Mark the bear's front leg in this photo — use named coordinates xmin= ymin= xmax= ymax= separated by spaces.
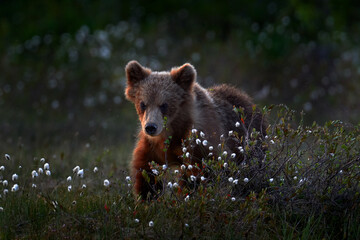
xmin=131 ymin=139 xmax=162 ymax=199
xmin=133 ymin=169 xmax=162 ymax=200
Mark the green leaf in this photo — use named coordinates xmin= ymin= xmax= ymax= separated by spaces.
xmin=142 ymin=170 xmax=150 ymax=183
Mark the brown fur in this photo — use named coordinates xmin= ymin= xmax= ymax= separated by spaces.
xmin=124 ymin=60 xmax=267 ymax=199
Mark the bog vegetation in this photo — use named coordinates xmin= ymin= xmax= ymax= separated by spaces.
xmin=1 ymin=1 xmax=360 ymax=239
xmin=1 ymin=105 xmax=359 ymax=239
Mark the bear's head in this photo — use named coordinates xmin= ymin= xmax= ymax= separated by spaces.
xmin=125 ymin=60 xmax=196 ymax=138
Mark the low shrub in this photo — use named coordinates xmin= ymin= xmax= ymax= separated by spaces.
xmin=0 ymin=105 xmax=359 ymax=239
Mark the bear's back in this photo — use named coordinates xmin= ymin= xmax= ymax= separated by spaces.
xmin=208 ymin=84 xmax=267 ymax=137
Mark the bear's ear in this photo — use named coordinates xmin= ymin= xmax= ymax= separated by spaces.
xmin=170 ymin=63 xmax=196 ymax=91
xmin=125 ymin=60 xmax=151 ymax=85
xmin=125 ymin=61 xmax=151 ymax=101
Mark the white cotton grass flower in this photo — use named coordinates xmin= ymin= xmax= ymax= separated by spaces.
xmin=190 ymin=175 xmax=196 ymax=182
xmin=269 ymin=178 xmax=274 ymax=183
xmin=167 ymin=182 xmax=173 ymax=188
xmin=220 ymin=134 xmax=225 ymax=141
xmin=231 ymin=197 xmax=236 ymax=202
xmin=4 ymin=154 xmax=11 ymax=161
xmin=187 ymin=165 xmax=193 ymax=170
xmin=134 ymin=218 xmax=140 ymax=223
xmin=0 ymin=166 xmax=4 ymax=171
xmin=12 ymin=174 xmax=18 ymax=181
xmin=196 ymin=139 xmax=201 ymax=145
xmin=223 ymin=163 xmax=228 ymax=168
xmin=32 ymin=184 xmax=37 ymax=188
xmin=228 ymin=130 xmax=234 ymax=136
xmin=40 ymin=157 xmax=46 ymax=163
xmin=77 ymin=169 xmax=84 ymax=178
xmin=149 ymin=221 xmax=154 ymax=227
xmin=173 ymin=182 xmax=179 ymax=188
xmin=18 ymin=165 xmax=22 ymax=169
xmin=82 ymin=184 xmax=87 ymax=189
xmin=209 ymin=146 xmax=213 ymax=151
xmin=38 ymin=168 xmax=44 ymax=174
xmin=270 ymin=140 xmax=275 ymax=144
xmin=293 ymin=176 xmax=297 ymax=180
xmin=339 ymin=170 xmax=343 ymax=174
xmin=191 ymin=129 xmax=197 ymax=134
xmin=45 ymin=170 xmax=51 ymax=176
xmin=181 ymin=165 xmax=186 ymax=171
xmin=202 ymin=140 xmax=208 ymax=146
xmin=182 ymin=147 xmax=187 ymax=153
xmin=125 ymin=176 xmax=131 ymax=182
xmin=162 ymin=164 xmax=167 ymax=170
xmin=228 ymin=177 xmax=234 ymax=183
xmin=67 ymin=176 xmax=72 ymax=182
xmin=174 ymin=169 xmax=179 ymax=174
xmin=185 ymin=223 xmax=189 ymax=228
xmin=222 ymin=151 xmax=228 ymax=156
xmin=243 ymin=177 xmax=249 ymax=183
xmin=73 ymin=166 xmax=80 ymax=173
xmin=231 ymin=153 xmax=236 ymax=158
xmin=3 ymin=180 xmax=8 ymax=186
xmin=233 ymin=179 xmax=239 ymax=185
xmin=52 ymin=201 xmax=58 ymax=209
xmin=184 ymin=195 xmax=190 ymax=202
xmin=44 ymin=163 xmax=50 ymax=170
xmin=185 ymin=152 xmax=190 ymax=158
xmin=0 ymin=207 xmax=3 ymax=212
xmin=217 ymin=156 xmax=222 ymax=161
xmin=152 ymin=169 xmax=159 ymax=175
xmin=104 ymin=179 xmax=110 ymax=187
xmin=238 ymin=146 xmax=244 ymax=153
xmin=235 ymin=121 xmax=240 ymax=127
xmin=67 ymin=185 xmax=72 ymax=192
xmin=208 ymin=152 xmax=213 ymax=157
xmin=201 ymin=176 xmax=206 ymax=181
xmin=200 ymin=131 xmax=205 ymax=138
xmin=3 ymin=189 xmax=9 ymax=195
xmin=11 ymin=184 xmax=19 ymax=192
xmin=93 ymin=166 xmax=98 ymax=173
xmin=31 ymin=170 xmax=38 ymax=178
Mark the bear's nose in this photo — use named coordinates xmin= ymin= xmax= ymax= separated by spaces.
xmin=145 ymin=123 xmax=158 ymax=135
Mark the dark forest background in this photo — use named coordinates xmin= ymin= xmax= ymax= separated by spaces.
xmin=1 ymin=0 xmax=360 ymax=150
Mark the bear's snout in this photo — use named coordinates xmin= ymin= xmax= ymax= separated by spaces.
xmin=145 ymin=123 xmax=158 ymax=136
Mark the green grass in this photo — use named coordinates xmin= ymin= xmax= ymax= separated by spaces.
xmin=0 ymin=105 xmax=359 ymax=239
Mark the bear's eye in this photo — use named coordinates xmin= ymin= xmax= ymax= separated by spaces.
xmin=140 ymin=101 xmax=147 ymax=112
xmin=159 ymin=103 xmax=168 ymax=114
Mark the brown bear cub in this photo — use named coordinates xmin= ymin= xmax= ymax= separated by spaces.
xmin=125 ymin=60 xmax=267 ymax=199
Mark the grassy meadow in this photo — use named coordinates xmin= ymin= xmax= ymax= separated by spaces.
xmin=1 ymin=1 xmax=360 ymax=239
xmin=1 ymin=106 xmax=359 ymax=239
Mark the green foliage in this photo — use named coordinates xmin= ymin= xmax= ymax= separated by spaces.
xmin=0 ymin=105 xmax=359 ymax=239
